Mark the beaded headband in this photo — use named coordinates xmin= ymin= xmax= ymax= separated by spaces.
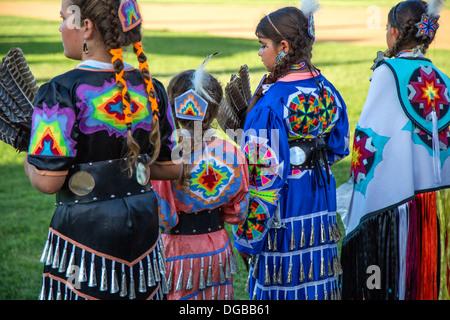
xmin=174 ymin=89 xmax=209 ymax=121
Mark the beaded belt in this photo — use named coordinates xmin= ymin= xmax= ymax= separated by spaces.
xmin=55 ymin=155 xmax=152 ymax=206
xmin=168 ymin=208 xmax=224 ymax=235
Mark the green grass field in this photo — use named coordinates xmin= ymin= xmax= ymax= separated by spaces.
xmin=0 ymin=9 xmax=449 ymax=300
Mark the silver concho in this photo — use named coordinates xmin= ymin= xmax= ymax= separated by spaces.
xmin=290 ymin=146 xmax=307 ymax=166
xmin=136 ymin=162 xmax=149 ymax=186
xmin=68 ymin=171 xmax=95 ymax=196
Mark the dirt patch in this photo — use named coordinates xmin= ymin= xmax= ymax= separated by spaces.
xmin=0 ymin=1 xmax=449 ymax=49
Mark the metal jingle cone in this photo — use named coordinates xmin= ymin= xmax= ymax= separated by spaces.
xmin=47 ymin=280 xmax=54 ymax=300
xmin=38 ymin=278 xmax=46 ymax=300
xmin=319 ymin=256 xmax=326 ymax=278
xmin=40 ymin=234 xmax=50 ymax=263
xmin=328 ymin=221 xmax=335 ymax=243
xmin=211 ymin=285 xmax=215 ymax=300
xmin=45 ymin=240 xmax=54 ymax=266
xmin=206 ymin=257 xmax=213 ymax=287
xmin=52 ymin=239 xmax=60 ymax=269
xmin=158 ymin=251 xmax=166 ymax=275
xmin=273 ymin=229 xmax=278 ymax=252
xmin=129 ymin=268 xmax=136 ymax=300
xmin=299 ymin=261 xmax=305 ymax=283
xmin=225 ymin=285 xmax=229 ymax=301
xmin=264 ymin=263 xmax=271 ymax=286
xmin=78 ymin=250 xmax=87 ymax=283
xmin=328 ymin=258 xmax=334 ymax=277
xmin=153 ymin=253 xmax=161 ymax=282
xmin=245 ymin=272 xmax=250 ymax=293
xmin=147 ymin=256 xmax=156 ymax=287
xmin=287 ymin=262 xmax=293 ymax=284
xmin=88 ymin=254 xmax=97 ymax=288
xmin=161 ymin=271 xmax=169 ymax=295
xmin=56 ymin=284 xmax=62 ymax=300
xmin=272 ymin=262 xmax=277 ymax=285
xmin=175 ymin=261 xmax=184 ymax=291
xmin=186 ymin=259 xmax=193 ymax=290
xmin=267 ymin=231 xmax=273 ymax=251
xmin=300 ymin=226 xmax=306 ymax=248
xmin=110 ymin=265 xmax=119 ymax=294
xmin=290 ymin=228 xmax=296 ymax=251
xmin=167 ymin=262 xmax=173 ymax=291
xmin=58 ymin=243 xmax=68 ymax=273
xmin=309 ymin=224 xmax=315 ymax=247
xmin=320 ymin=221 xmax=327 ymax=244
xmin=308 ymin=259 xmax=314 ymax=281
xmin=119 ymin=269 xmax=127 ymax=297
xmin=65 ymin=248 xmax=76 ymax=278
xmin=100 ymin=261 xmax=108 ymax=292
xmin=324 ymin=288 xmax=328 ymax=300
xmin=277 ymin=259 xmax=283 ymax=284
xmin=139 ymin=263 xmax=147 ymax=293
xmin=252 ymin=255 xmax=260 ymax=278
xmin=219 ymin=258 xmax=225 ymax=284
xmin=199 ymin=258 xmax=206 ymax=290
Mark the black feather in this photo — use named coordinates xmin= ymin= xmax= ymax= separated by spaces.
xmin=0 ymin=47 xmax=38 ymax=152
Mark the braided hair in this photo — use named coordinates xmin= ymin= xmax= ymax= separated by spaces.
xmin=387 ymin=0 xmax=437 ymax=57
xmin=71 ymin=0 xmax=160 ymax=175
xmin=249 ymin=6 xmax=316 ymax=110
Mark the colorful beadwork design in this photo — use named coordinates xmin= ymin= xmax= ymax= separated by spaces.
xmin=351 ymin=127 xmax=389 ymax=195
xmin=415 ymin=13 xmax=439 ymax=39
xmin=244 ymin=136 xmax=281 ymax=191
xmin=29 ymin=102 xmax=77 ymax=157
xmin=285 ymin=91 xmax=320 ymax=136
xmin=233 ymin=197 xmax=270 ymax=242
xmin=174 ymin=89 xmax=208 ymax=121
xmin=118 ymin=0 xmax=143 ymax=32
xmin=189 ymin=156 xmax=235 ymax=203
xmin=76 ymin=79 xmax=152 ymax=138
xmin=318 ymin=88 xmax=339 ymax=132
xmin=308 ymin=15 xmax=316 ymax=40
xmin=407 ymin=65 xmax=450 ymax=120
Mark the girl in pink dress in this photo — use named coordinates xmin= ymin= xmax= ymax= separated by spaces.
xmin=153 ymin=65 xmax=249 ymax=300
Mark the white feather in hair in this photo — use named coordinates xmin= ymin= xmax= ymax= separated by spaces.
xmin=300 ymin=0 xmax=320 ymax=16
xmin=427 ymin=0 xmax=446 ymax=17
xmin=191 ymin=51 xmax=220 ymax=104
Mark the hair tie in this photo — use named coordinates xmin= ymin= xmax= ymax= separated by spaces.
xmin=133 ymin=42 xmax=160 ymax=121
xmin=110 ymin=48 xmax=133 ymax=128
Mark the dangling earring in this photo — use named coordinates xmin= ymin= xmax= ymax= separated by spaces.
xmin=82 ymin=40 xmax=89 ymax=55
xmin=276 ymin=51 xmax=287 ymax=65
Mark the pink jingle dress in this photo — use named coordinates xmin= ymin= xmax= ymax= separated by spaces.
xmin=153 ymin=135 xmax=249 ymax=300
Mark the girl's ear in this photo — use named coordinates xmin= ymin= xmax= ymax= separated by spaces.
xmin=278 ymin=40 xmax=290 ymax=54
xmin=81 ymin=18 xmax=95 ymax=40
xmin=390 ymin=26 xmax=399 ymax=41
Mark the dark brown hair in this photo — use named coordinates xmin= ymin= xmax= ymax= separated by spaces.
xmin=167 ymin=69 xmax=223 ymax=189
xmin=249 ymin=6 xmax=315 ymax=110
xmin=71 ymin=0 xmax=160 ymax=174
xmin=387 ymin=0 xmax=437 ymax=57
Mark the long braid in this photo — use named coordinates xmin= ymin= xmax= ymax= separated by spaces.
xmin=133 ymin=42 xmax=161 ymax=165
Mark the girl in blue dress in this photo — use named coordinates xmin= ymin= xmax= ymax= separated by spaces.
xmin=233 ymin=4 xmax=350 ymax=300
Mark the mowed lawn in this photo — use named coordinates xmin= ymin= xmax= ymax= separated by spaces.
xmin=0 ymin=13 xmax=449 ymax=300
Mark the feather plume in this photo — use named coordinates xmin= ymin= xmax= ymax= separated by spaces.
xmin=300 ymin=0 xmax=320 ymax=16
xmin=427 ymin=0 xmax=446 ymax=17
xmin=0 ymin=47 xmax=38 ymax=152
xmin=191 ymin=51 xmax=220 ymax=104
xmin=218 ymin=64 xmax=252 ymax=134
